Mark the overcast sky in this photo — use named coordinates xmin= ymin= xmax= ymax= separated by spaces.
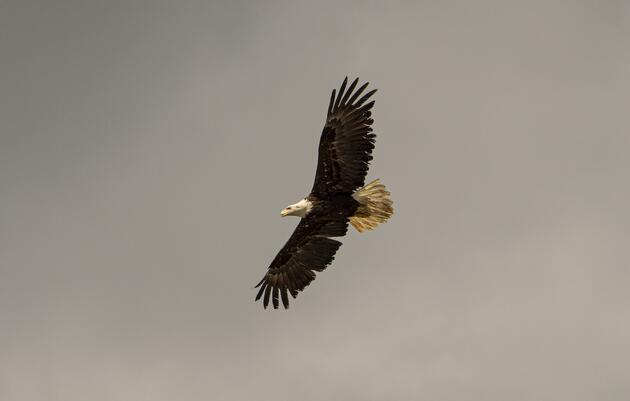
xmin=1 ymin=1 xmax=629 ymax=400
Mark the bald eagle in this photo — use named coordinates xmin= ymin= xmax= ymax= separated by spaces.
xmin=255 ymin=77 xmax=393 ymax=309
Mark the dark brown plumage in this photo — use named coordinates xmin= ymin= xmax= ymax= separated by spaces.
xmin=255 ymin=77 xmax=380 ymax=309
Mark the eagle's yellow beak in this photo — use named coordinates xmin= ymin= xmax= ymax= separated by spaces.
xmin=281 ymin=208 xmax=290 ymax=217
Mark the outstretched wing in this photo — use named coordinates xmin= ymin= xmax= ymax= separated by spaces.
xmin=255 ymin=211 xmax=348 ymax=309
xmin=311 ymin=77 xmax=377 ymax=196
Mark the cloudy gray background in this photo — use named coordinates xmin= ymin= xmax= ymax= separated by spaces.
xmin=1 ymin=1 xmax=629 ymax=400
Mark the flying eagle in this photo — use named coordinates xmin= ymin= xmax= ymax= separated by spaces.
xmin=255 ymin=77 xmax=393 ymax=309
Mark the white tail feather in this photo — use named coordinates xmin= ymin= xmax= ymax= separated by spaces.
xmin=350 ymin=179 xmax=393 ymax=233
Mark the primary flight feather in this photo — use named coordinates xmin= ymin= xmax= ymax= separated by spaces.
xmin=255 ymin=77 xmax=393 ymax=309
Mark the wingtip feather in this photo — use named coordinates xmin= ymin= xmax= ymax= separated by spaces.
xmin=340 ymin=77 xmax=359 ymax=107
xmin=334 ymin=77 xmax=349 ymax=110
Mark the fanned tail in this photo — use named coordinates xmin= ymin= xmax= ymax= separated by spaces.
xmin=350 ymin=179 xmax=393 ymax=233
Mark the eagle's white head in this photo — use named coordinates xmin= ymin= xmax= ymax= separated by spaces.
xmin=281 ymin=198 xmax=312 ymax=217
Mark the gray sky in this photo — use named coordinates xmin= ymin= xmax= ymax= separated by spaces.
xmin=1 ymin=1 xmax=629 ymax=400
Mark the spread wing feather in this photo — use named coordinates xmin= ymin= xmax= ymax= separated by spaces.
xmin=255 ymin=212 xmax=348 ymax=309
xmin=311 ymin=77 xmax=377 ymax=196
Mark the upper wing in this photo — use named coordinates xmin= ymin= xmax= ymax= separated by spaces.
xmin=255 ymin=212 xmax=348 ymax=309
xmin=311 ymin=77 xmax=377 ymax=196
